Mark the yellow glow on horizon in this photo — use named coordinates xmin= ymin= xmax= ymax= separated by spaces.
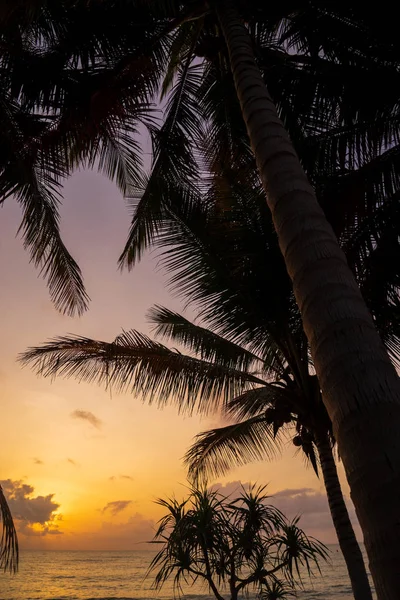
xmin=0 ymin=171 xmax=353 ymax=549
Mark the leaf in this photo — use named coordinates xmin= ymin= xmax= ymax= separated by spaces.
xmin=0 ymin=486 xmax=18 ymax=574
xmin=185 ymin=416 xmax=282 ymax=482
xmin=19 ymin=331 xmax=267 ymax=415
xmin=0 ymin=147 xmax=89 ymax=317
xmin=119 ymin=38 xmax=204 ymax=267
xmin=148 ymin=305 xmax=264 ymax=371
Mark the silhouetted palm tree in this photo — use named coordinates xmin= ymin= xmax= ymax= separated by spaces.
xmin=114 ymin=6 xmax=400 ymax=593
xmin=22 ymin=170 xmax=396 ymax=597
xmin=0 ymin=0 xmax=162 ymax=314
xmin=8 ymin=2 xmax=400 ymax=593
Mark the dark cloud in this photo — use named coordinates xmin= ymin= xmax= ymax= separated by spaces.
xmin=271 ymin=487 xmax=330 ymax=518
xmin=71 ymin=410 xmax=102 ymax=429
xmin=102 ymin=500 xmax=132 ymax=516
xmin=33 ymin=458 xmax=44 ymax=465
xmin=0 ymin=479 xmax=62 ymax=537
xmin=210 ymin=481 xmax=361 ymax=543
xmin=273 ymin=487 xmax=314 ymax=498
xmin=269 ymin=487 xmax=361 ymax=539
xmin=67 ymin=458 xmax=79 ymax=466
xmin=120 ymin=475 xmax=134 ymax=481
xmin=18 ymin=522 xmax=63 ymax=537
xmin=210 ymin=481 xmax=248 ymax=498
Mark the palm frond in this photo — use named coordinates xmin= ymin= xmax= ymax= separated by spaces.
xmin=154 ymin=188 xmax=293 ymax=374
xmin=0 ymin=486 xmax=18 ymax=574
xmin=197 ymin=58 xmax=254 ymax=174
xmin=185 ymin=416 xmax=282 ymax=482
xmin=226 ymin=386 xmax=297 ymax=420
xmin=0 ymin=147 xmax=88 ymax=316
xmin=263 ymin=50 xmax=400 ymax=175
xmin=148 ymin=305 xmax=264 ymax=371
xmin=160 ymin=20 xmax=200 ymax=99
xmin=39 ymin=59 xmax=156 ymax=197
xmin=342 ymin=195 xmax=400 ymax=364
xmin=119 ymin=31 xmax=204 ymax=267
xmin=84 ymin=119 xmax=146 ymax=197
xmin=313 ymin=143 xmax=400 ymax=239
xmin=19 ymin=331 xmax=267 ymax=415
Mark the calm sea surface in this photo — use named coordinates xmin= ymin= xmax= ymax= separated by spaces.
xmin=0 ymin=547 xmax=374 ymax=600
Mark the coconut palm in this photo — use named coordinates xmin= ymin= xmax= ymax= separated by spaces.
xmin=21 ymin=171 xmax=394 ymax=598
xmin=0 ymin=0 xmax=165 ymax=315
xmin=17 ymin=307 xmax=370 ymax=596
xmin=148 ymin=484 xmax=328 ymax=600
xmin=7 ymin=2 xmax=400 ymax=592
xmin=113 ymin=5 xmax=400 ymax=593
xmin=0 ymin=2 xmax=161 ymax=560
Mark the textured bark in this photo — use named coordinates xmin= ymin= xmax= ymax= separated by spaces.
xmin=217 ymin=4 xmax=400 ymax=598
xmin=316 ymin=433 xmax=373 ymax=599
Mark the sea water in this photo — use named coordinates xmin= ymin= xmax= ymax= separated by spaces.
xmin=0 ymin=547 xmax=374 ymax=600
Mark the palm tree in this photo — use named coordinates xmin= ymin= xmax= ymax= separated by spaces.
xmin=21 ymin=170 xmax=395 ymax=598
xmin=0 ymin=0 xmax=163 ymax=315
xmin=149 ymin=484 xmax=328 ymax=600
xmin=0 ymin=1 xmax=161 ymax=562
xmin=7 ymin=2 xmax=400 ymax=592
xmin=19 ymin=306 xmax=372 ymax=598
xmin=113 ymin=5 xmax=400 ymax=593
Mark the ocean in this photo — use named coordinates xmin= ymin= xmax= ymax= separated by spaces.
xmin=0 ymin=548 xmax=374 ymax=600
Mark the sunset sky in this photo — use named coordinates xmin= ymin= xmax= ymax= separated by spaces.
xmin=0 ymin=168 xmax=361 ymax=550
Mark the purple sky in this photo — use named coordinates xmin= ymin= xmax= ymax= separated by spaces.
xmin=0 ymin=167 xmax=360 ymax=549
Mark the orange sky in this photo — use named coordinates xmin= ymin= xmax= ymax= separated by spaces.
xmin=0 ymin=170 xmax=360 ymax=550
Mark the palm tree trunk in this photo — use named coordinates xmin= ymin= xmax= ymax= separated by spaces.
xmin=216 ymin=4 xmax=400 ymax=598
xmin=315 ymin=433 xmax=373 ymax=599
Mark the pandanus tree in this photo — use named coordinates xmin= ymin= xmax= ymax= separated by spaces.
xmin=148 ymin=484 xmax=328 ymax=600
xmin=21 ymin=161 xmax=399 ymax=598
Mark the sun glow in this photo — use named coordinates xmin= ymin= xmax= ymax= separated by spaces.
xmin=0 ymin=172 xmax=350 ymax=549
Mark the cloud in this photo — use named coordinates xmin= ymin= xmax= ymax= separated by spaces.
xmin=33 ymin=458 xmax=43 ymax=465
xmin=18 ymin=522 xmax=63 ymax=537
xmin=109 ymin=476 xmax=116 ymax=481
xmin=271 ymin=487 xmax=330 ymax=515
xmin=20 ymin=512 xmax=157 ymax=551
xmin=101 ymin=500 xmax=132 ymax=516
xmin=273 ymin=487 xmax=315 ymax=498
xmin=71 ymin=410 xmax=102 ymax=429
xmin=120 ymin=475 xmax=134 ymax=481
xmin=210 ymin=481 xmax=248 ymax=498
xmin=209 ymin=481 xmax=361 ymax=543
xmin=1 ymin=479 xmax=62 ymax=537
xmin=67 ymin=458 xmax=79 ymax=467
